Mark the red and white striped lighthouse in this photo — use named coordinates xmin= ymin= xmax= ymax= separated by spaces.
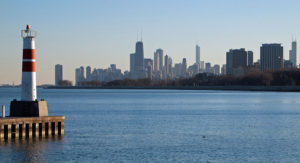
xmin=21 ymin=25 xmax=37 ymax=101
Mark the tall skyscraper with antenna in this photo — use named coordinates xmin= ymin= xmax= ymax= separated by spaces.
xmin=129 ymin=32 xmax=146 ymax=79
xmin=289 ymin=38 xmax=297 ymax=67
xmin=135 ymin=41 xmax=144 ymax=71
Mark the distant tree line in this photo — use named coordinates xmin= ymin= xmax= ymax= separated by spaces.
xmin=173 ymin=69 xmax=300 ymax=86
xmin=77 ymin=69 xmax=300 ymax=87
xmin=58 ymin=80 xmax=73 ymax=86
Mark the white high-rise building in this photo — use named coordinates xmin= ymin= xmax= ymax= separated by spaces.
xmin=289 ymin=40 xmax=297 ymax=67
xmin=200 ymin=61 xmax=205 ymax=70
xmin=196 ymin=44 xmax=200 ymax=65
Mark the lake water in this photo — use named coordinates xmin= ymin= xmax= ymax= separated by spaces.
xmin=1 ymin=88 xmax=300 ymax=162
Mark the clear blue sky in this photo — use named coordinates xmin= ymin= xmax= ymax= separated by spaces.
xmin=1 ymin=0 xmax=300 ymax=84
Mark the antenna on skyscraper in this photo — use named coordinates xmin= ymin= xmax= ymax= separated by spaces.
xmin=141 ymin=28 xmax=143 ymax=41
xmin=137 ymin=31 xmax=139 ymax=41
xmin=292 ymin=35 xmax=297 ymax=42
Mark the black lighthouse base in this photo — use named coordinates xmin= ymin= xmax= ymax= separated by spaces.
xmin=10 ymin=99 xmax=48 ymax=117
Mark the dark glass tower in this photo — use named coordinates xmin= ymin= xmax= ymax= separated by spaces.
xmin=135 ymin=41 xmax=144 ymax=71
xmin=260 ymin=44 xmax=283 ymax=71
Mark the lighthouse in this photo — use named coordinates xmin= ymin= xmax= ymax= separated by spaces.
xmin=10 ymin=25 xmax=48 ymax=117
xmin=0 ymin=25 xmax=64 ymax=141
xmin=21 ymin=25 xmax=37 ymax=101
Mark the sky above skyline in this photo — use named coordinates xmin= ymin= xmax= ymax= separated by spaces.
xmin=1 ymin=0 xmax=300 ymax=85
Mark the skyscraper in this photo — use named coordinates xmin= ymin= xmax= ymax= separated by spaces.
xmin=156 ymin=49 xmax=164 ymax=72
xmin=182 ymin=58 xmax=187 ymax=77
xmin=221 ymin=64 xmax=226 ymax=75
xmin=135 ymin=41 xmax=144 ymax=72
xmin=289 ymin=40 xmax=297 ymax=67
xmin=205 ymin=62 xmax=211 ymax=72
xmin=284 ymin=60 xmax=293 ymax=69
xmin=260 ymin=44 xmax=283 ymax=71
xmin=196 ymin=44 xmax=200 ymax=65
xmin=164 ymin=55 xmax=169 ymax=75
xmin=153 ymin=51 xmax=159 ymax=72
xmin=144 ymin=58 xmax=153 ymax=70
xmin=226 ymin=48 xmax=248 ymax=76
xmin=144 ymin=58 xmax=153 ymax=79
xmin=247 ymin=51 xmax=253 ymax=66
xmin=86 ymin=66 xmax=91 ymax=81
xmin=75 ymin=66 xmax=85 ymax=86
xmin=174 ymin=63 xmax=182 ymax=77
xmin=129 ymin=40 xmax=146 ymax=79
xmin=168 ymin=57 xmax=173 ymax=77
xmin=200 ymin=61 xmax=205 ymax=70
xmin=130 ymin=53 xmax=135 ymax=72
xmin=55 ymin=64 xmax=63 ymax=86
xmin=190 ymin=63 xmax=199 ymax=75
xmin=213 ymin=64 xmax=220 ymax=75
xmin=110 ymin=64 xmax=117 ymax=72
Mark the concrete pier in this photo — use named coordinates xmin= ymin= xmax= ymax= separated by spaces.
xmin=0 ymin=116 xmax=64 ymax=141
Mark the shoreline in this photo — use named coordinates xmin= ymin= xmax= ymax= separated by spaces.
xmin=45 ymin=85 xmax=300 ymax=92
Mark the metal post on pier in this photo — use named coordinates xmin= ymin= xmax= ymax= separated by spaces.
xmin=2 ymin=105 xmax=5 ymax=118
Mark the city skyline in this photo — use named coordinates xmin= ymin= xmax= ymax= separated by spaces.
xmin=2 ymin=34 xmax=299 ymax=85
xmin=1 ymin=0 xmax=300 ymax=84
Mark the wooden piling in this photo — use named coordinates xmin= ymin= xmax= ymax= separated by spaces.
xmin=0 ymin=124 xmax=3 ymax=140
xmin=0 ymin=116 xmax=64 ymax=141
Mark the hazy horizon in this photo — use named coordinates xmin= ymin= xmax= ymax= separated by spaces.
xmin=1 ymin=0 xmax=300 ymax=85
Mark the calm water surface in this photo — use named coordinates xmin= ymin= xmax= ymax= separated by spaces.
xmin=1 ymin=88 xmax=300 ymax=162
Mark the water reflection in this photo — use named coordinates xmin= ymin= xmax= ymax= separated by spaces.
xmin=0 ymin=136 xmax=64 ymax=162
